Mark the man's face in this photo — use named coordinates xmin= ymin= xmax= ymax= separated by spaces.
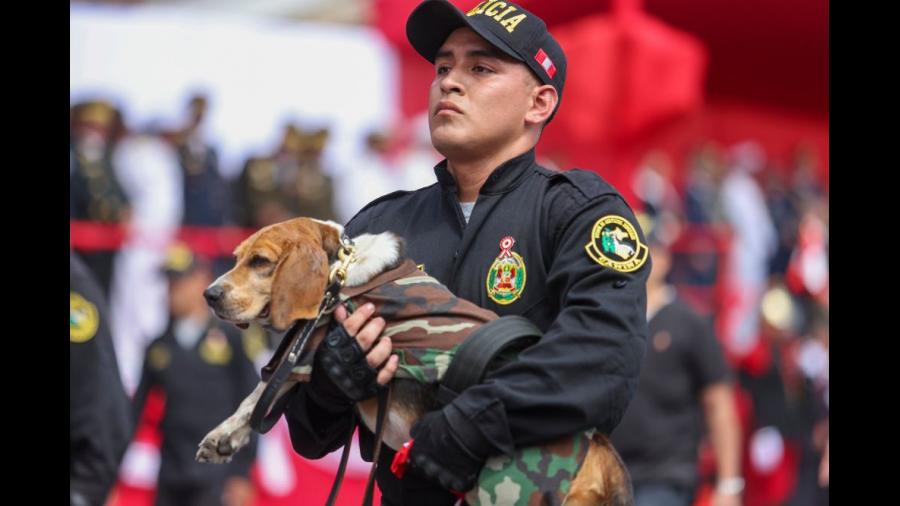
xmin=168 ymin=270 xmax=211 ymax=318
xmin=428 ymin=27 xmax=539 ymax=159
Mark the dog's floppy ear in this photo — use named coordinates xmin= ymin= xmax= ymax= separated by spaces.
xmin=269 ymin=240 xmax=329 ymax=329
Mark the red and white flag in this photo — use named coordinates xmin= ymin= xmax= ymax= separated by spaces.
xmin=534 ymin=48 xmax=557 ymax=79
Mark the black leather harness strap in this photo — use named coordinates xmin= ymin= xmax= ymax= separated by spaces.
xmin=249 ymin=277 xmax=344 ymax=433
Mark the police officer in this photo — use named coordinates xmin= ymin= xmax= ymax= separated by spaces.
xmin=291 ymin=127 xmax=338 ymax=221
xmin=70 ymin=251 xmax=132 ymax=506
xmin=611 ymin=212 xmax=742 ymax=506
xmin=233 ymin=124 xmax=338 ymax=228
xmin=284 ymin=1 xmax=651 ymax=504
xmin=167 ymin=94 xmax=231 ymax=229
xmin=164 ymin=94 xmax=233 ymax=276
xmin=132 ymin=244 xmax=259 ymax=506
xmin=70 ymin=100 xmax=131 ymax=296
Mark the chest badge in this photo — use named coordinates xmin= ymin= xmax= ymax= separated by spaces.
xmin=486 ymin=236 xmax=526 ymax=305
xmin=200 ymin=328 xmax=233 ymax=365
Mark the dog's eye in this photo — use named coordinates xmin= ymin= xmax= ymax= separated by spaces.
xmin=249 ymin=256 xmax=272 ymax=268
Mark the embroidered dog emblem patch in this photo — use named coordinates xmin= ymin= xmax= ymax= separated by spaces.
xmin=486 ymin=236 xmax=526 ymax=305
xmin=585 ymin=215 xmax=649 ymax=272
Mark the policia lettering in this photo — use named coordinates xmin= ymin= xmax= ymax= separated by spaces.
xmin=467 ymin=0 xmax=528 ymax=33
xmin=585 ymin=215 xmax=649 ymax=272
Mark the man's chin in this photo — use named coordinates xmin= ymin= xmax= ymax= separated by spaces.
xmin=431 ymin=132 xmax=472 ymax=160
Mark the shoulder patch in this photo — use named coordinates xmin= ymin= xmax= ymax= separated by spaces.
xmin=70 ymin=292 xmax=99 ymax=343
xmin=585 ymin=215 xmax=649 ymax=272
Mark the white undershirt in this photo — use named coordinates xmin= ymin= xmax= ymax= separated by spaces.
xmin=173 ymin=317 xmax=207 ymax=349
xmin=459 ymin=201 xmax=475 ymax=223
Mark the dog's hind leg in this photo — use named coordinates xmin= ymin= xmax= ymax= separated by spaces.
xmin=564 ymin=434 xmax=634 ymax=506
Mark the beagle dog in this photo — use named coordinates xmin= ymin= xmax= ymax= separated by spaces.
xmin=196 ymin=217 xmax=631 ymax=505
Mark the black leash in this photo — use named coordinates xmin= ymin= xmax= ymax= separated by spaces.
xmin=249 ymin=277 xmax=344 ymax=433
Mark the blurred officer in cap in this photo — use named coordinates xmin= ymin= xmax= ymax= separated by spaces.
xmin=70 ymin=100 xmax=131 ymax=296
xmin=133 ymin=243 xmax=260 ymax=506
xmin=71 ymin=251 xmax=133 ymax=506
xmin=232 ymin=124 xmax=337 ymax=228
xmin=166 ymin=93 xmax=231 ymax=229
xmin=612 ymin=211 xmax=743 ymax=506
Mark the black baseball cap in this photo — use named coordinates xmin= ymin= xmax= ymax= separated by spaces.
xmin=406 ymin=0 xmax=567 ymax=116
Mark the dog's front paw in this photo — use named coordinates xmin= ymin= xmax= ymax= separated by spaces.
xmin=196 ymin=422 xmax=251 ymax=464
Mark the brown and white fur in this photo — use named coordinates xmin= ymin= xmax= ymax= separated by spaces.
xmin=196 ymin=217 xmax=631 ymax=505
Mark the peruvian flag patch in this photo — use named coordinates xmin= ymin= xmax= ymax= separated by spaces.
xmin=534 ymin=48 xmax=557 ymax=79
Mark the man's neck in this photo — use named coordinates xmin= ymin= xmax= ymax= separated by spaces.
xmin=445 ymin=138 xmax=535 ymax=202
xmin=646 ymin=282 xmax=675 ymax=319
xmin=447 ymin=161 xmax=491 ymax=202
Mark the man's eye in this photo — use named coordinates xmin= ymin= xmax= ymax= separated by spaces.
xmin=473 ymin=65 xmax=493 ymax=73
xmin=436 ymin=65 xmax=450 ymax=75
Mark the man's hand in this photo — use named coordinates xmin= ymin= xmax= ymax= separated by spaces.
xmin=402 ymin=409 xmax=484 ymax=494
xmin=222 ymin=477 xmax=254 ymax=506
xmin=818 ymin=438 xmax=829 ymax=487
xmin=712 ymin=492 xmax=742 ymax=506
xmin=308 ymin=303 xmax=399 ymax=409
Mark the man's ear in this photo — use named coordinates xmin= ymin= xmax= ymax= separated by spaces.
xmin=525 ymin=84 xmax=558 ymax=126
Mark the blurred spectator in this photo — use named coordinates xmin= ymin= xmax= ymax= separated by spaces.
xmin=782 ymin=303 xmax=828 ymax=506
xmin=133 ymin=243 xmax=259 ymax=506
xmin=719 ymin=141 xmax=778 ymax=357
xmin=71 ymin=251 xmax=133 ymax=506
xmin=785 ymin=209 xmax=828 ymax=306
xmin=334 ymin=126 xmax=401 ymax=223
xmin=789 ymin=143 xmax=825 ymax=205
xmin=612 ymin=213 xmax=743 ymax=506
xmin=163 ymin=93 xmax=231 ymax=228
xmin=290 ymin=127 xmax=338 ymax=221
xmin=734 ymin=283 xmax=807 ymax=506
xmin=632 ymin=149 xmax=682 ymax=217
xmin=108 ymin=120 xmax=183 ymax=395
xmin=70 ymin=100 xmax=131 ymax=295
xmin=233 ymin=124 xmax=337 ymax=227
xmin=762 ymin=171 xmax=801 ymax=278
xmin=683 ymin=142 xmax=726 ymax=225
xmin=159 ymin=93 xmax=234 ymax=276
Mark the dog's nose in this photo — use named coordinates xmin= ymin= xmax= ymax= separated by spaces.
xmin=203 ymin=285 xmax=225 ymax=306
